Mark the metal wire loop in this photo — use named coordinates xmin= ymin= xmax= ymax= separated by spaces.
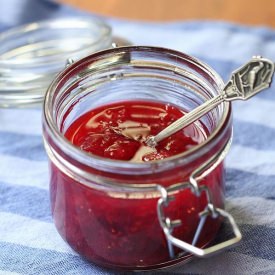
xmin=156 ymin=140 xmax=242 ymax=259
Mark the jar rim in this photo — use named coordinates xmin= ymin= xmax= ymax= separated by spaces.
xmin=43 ymin=46 xmax=232 ymax=175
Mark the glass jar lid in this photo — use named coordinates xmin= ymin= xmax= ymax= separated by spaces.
xmin=0 ymin=17 xmax=112 ymax=107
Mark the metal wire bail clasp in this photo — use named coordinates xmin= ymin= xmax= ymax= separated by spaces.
xmin=156 ymin=142 xmax=242 ymax=259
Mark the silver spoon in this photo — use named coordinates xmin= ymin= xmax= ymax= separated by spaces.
xmin=146 ymin=56 xmax=275 ymax=148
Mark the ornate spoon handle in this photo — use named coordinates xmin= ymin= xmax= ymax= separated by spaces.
xmin=146 ymin=56 xmax=275 ymax=147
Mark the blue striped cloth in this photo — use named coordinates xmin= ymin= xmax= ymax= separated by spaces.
xmin=1 ymin=1 xmax=275 ymax=274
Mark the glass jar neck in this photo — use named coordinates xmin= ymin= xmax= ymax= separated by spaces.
xmin=43 ymin=46 xmax=232 ymax=179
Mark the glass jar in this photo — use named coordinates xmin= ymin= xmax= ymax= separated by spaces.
xmin=0 ymin=17 xmax=112 ymax=107
xmin=42 ymin=46 xmax=241 ymax=270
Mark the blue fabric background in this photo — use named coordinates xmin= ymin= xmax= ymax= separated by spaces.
xmin=1 ymin=0 xmax=275 ymax=274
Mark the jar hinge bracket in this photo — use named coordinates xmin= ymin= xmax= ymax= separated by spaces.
xmin=156 ymin=143 xmax=242 ymax=259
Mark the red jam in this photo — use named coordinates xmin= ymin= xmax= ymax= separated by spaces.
xmin=50 ymin=100 xmax=224 ymax=269
xmin=64 ymin=100 xmax=207 ymax=162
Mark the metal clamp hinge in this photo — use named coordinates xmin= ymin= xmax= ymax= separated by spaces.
xmin=156 ymin=142 xmax=242 ymax=259
xmin=157 ymin=181 xmax=242 ymax=259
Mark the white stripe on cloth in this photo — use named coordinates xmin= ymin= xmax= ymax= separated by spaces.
xmin=0 ymin=155 xmax=48 ymax=190
xmin=233 ymin=97 xmax=275 ymax=129
xmin=0 ymin=211 xmax=76 ymax=255
xmin=0 ymin=109 xmax=42 ymax=135
xmin=227 ymin=145 xmax=275 ymax=176
xmin=0 ymin=272 xmax=21 ymax=275
xmin=226 ymin=197 xmax=275 ymax=228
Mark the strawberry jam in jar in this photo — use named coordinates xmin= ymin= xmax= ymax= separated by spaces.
xmin=42 ymin=46 xmax=241 ymax=270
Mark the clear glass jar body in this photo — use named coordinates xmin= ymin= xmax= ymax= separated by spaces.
xmin=42 ymin=46 xmax=232 ymax=270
